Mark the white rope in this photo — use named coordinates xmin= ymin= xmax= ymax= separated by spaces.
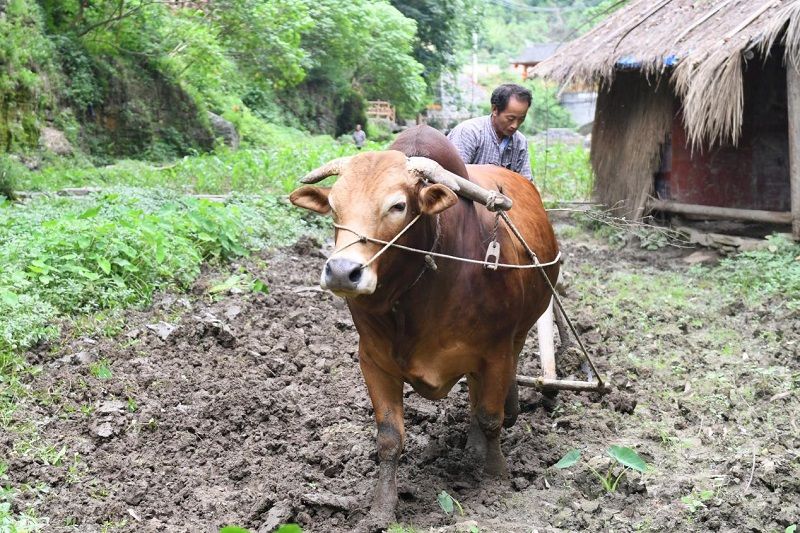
xmin=360 ymin=214 xmax=421 ymax=268
xmin=332 ymin=223 xmax=561 ymax=270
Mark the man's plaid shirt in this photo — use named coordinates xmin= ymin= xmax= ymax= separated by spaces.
xmin=446 ymin=115 xmax=533 ymax=181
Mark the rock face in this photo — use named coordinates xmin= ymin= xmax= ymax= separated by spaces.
xmin=40 ymin=127 xmax=73 ymax=155
xmin=208 ymin=111 xmax=240 ymax=149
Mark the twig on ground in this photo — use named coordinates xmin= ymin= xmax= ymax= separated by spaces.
xmin=743 ymin=446 xmax=757 ymax=493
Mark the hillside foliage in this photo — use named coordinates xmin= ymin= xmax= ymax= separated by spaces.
xmin=0 ymin=0 xmax=483 ymax=160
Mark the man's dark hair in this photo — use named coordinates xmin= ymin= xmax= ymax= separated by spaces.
xmin=490 ymin=84 xmax=532 ymax=112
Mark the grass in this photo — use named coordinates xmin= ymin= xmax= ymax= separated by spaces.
xmin=16 ymin=137 xmax=384 ymax=195
xmin=0 ymin=188 xmax=327 ymax=353
xmin=531 ymin=141 xmax=593 ymax=203
xmin=708 ymin=234 xmax=800 ymax=310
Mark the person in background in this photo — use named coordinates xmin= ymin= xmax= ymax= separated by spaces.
xmin=352 ymin=123 xmax=367 ymax=150
xmin=447 ymin=83 xmax=533 ymax=182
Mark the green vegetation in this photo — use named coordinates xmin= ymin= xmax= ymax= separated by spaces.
xmin=0 ymin=155 xmax=25 ymax=200
xmin=1 ymin=0 xmax=481 ymax=161
xmin=554 ymin=445 xmax=648 ymax=493
xmin=0 ymin=189 xmax=324 ymax=353
xmin=710 ymin=235 xmax=800 ymax=310
xmin=479 ymin=0 xmax=629 ymax=65
xmin=522 ymin=79 xmax=576 ymax=135
xmin=17 ymin=130 xmax=378 ymax=195
xmin=532 ymin=142 xmax=593 ymax=201
xmin=437 ymin=489 xmax=465 ymax=516
xmin=681 ymin=489 xmax=714 ymax=514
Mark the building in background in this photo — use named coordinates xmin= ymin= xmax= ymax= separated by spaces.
xmin=512 ymin=43 xmax=597 ymax=130
xmin=533 ymin=0 xmax=800 ymax=241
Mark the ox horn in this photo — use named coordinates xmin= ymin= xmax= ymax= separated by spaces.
xmin=301 ymin=156 xmax=353 ymax=184
xmin=406 ymin=157 xmax=513 ymax=211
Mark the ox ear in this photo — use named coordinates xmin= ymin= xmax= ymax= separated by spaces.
xmin=418 ymin=184 xmax=458 ymax=215
xmin=290 ymin=185 xmax=331 ymax=214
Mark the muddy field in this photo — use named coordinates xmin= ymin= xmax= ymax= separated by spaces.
xmin=6 ymin=222 xmax=800 ymax=532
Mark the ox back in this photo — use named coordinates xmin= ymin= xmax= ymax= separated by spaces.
xmin=389 ymin=125 xmax=469 ymax=179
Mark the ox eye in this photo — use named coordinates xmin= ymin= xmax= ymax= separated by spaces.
xmin=390 ymin=202 xmax=406 ymax=213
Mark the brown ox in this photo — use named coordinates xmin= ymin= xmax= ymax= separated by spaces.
xmin=290 ymin=125 xmax=559 ymax=528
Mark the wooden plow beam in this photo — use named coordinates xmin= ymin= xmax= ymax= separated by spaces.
xmin=515 ymin=304 xmax=611 ymax=396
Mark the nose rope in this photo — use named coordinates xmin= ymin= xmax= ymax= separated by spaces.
xmin=332 ymin=214 xmax=422 ymax=270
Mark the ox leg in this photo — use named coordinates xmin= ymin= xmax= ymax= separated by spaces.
xmin=503 ymin=345 xmax=523 ymax=429
xmin=465 ymin=376 xmax=488 ymax=463
xmin=359 ymin=353 xmax=404 ymax=527
xmin=469 ymin=357 xmax=514 ymax=478
xmin=503 ymin=376 xmax=519 ymax=428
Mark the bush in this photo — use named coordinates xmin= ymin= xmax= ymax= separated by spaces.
xmin=0 ymin=156 xmax=26 ymax=200
xmin=531 ymin=142 xmax=593 ymax=202
xmin=0 ymin=188 xmax=326 ymax=352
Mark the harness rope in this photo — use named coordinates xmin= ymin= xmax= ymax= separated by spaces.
xmin=498 ymin=210 xmax=604 ymax=388
xmin=331 ymin=219 xmax=563 ymax=270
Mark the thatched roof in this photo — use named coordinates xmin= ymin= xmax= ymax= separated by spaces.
xmin=533 ymin=0 xmax=800 ymax=147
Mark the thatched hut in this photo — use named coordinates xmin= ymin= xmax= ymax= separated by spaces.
xmin=533 ymin=0 xmax=800 ymax=240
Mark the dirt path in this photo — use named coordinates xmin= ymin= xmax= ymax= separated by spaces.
xmin=7 ymin=225 xmax=800 ymax=532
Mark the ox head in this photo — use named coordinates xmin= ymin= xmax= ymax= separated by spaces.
xmin=290 ymin=150 xmax=469 ymax=297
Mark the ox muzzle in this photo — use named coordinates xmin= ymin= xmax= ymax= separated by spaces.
xmin=321 ymin=256 xmax=377 ymax=295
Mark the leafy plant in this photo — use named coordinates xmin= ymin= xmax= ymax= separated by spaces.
xmin=681 ymin=489 xmax=714 ymax=513
xmin=0 ymin=156 xmax=26 ymax=200
xmin=89 ymin=359 xmax=112 ymax=380
xmin=437 ymin=490 xmax=464 ymax=516
xmin=531 ymin=142 xmax=593 ymax=202
xmin=554 ymin=445 xmax=648 ymax=493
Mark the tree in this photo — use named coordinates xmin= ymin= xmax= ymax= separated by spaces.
xmin=388 ymin=0 xmax=479 ymax=90
xmin=284 ymin=0 xmax=426 ymax=132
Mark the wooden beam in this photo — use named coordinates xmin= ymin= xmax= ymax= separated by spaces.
xmin=648 ymin=199 xmax=793 ymax=225
xmin=516 ymin=375 xmax=612 ymax=394
xmin=788 ymin=63 xmax=800 ymax=240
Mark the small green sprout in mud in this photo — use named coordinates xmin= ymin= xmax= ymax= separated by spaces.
xmin=89 ymin=359 xmax=112 ymax=380
xmin=100 ymin=518 xmax=128 ymax=532
xmin=554 ymin=445 xmax=649 ymax=493
xmin=388 ymin=524 xmax=426 ymax=533
xmin=437 ymin=489 xmax=464 ymax=516
xmin=66 ymin=453 xmax=83 ymax=484
xmin=681 ymin=489 xmax=714 ymax=513
xmin=786 ymin=525 xmax=797 ymax=533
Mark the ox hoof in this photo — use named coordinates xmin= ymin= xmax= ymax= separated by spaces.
xmin=484 ymin=450 xmax=509 ymax=479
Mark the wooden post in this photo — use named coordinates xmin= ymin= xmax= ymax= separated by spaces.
xmin=647 ymin=199 xmax=793 ymax=224
xmin=788 ymin=63 xmax=800 ymax=241
xmin=537 ymin=298 xmax=557 ymax=380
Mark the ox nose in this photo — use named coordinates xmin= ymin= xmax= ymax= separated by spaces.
xmin=323 ymin=258 xmax=364 ymax=291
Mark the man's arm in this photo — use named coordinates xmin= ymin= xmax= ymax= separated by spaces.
xmin=517 ymin=141 xmax=533 ymax=182
xmin=447 ymin=123 xmax=478 ymax=165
